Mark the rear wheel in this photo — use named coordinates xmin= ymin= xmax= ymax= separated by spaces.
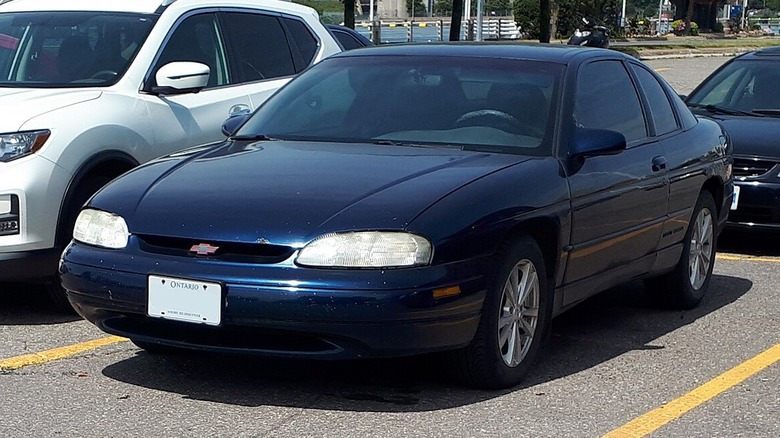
xmin=451 ymin=236 xmax=550 ymax=389
xmin=646 ymin=191 xmax=717 ymax=309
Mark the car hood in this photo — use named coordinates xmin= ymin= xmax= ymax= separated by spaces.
xmin=95 ymin=140 xmax=529 ymax=246
xmin=707 ymin=116 xmax=780 ymax=158
xmin=0 ymin=88 xmax=102 ymax=130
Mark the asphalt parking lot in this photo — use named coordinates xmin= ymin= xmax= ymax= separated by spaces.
xmin=1 ymin=56 xmax=778 ymax=438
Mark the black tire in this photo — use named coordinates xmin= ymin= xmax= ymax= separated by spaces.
xmin=450 ymin=235 xmax=551 ymax=389
xmin=47 ymin=176 xmax=114 ymax=313
xmin=646 ymin=191 xmax=717 ymax=310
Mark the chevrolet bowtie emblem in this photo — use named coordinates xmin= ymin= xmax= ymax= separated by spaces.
xmin=189 ymin=243 xmax=219 ymax=256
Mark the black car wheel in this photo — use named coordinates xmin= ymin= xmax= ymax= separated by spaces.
xmin=646 ymin=191 xmax=717 ymax=309
xmin=451 ymin=235 xmax=550 ymax=389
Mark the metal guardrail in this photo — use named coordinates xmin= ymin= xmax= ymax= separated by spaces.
xmin=354 ymin=18 xmax=521 ymax=44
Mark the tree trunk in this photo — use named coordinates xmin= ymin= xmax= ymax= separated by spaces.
xmin=684 ymin=0 xmax=694 ymax=35
xmin=550 ymin=0 xmax=559 ymax=41
xmin=539 ymin=0 xmax=551 ymax=42
xmin=344 ymin=0 xmax=355 ymax=29
xmin=450 ymin=0 xmax=464 ymax=40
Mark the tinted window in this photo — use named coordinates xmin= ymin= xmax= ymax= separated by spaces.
xmin=222 ymin=13 xmax=295 ymax=82
xmin=688 ymin=60 xmax=780 ymax=112
xmin=331 ymin=29 xmax=364 ymax=50
xmin=238 ymin=56 xmax=562 ymax=156
xmin=156 ymin=13 xmax=228 ymax=87
xmin=282 ymin=18 xmax=318 ymax=71
xmin=575 ymin=60 xmax=646 ymax=143
xmin=0 ymin=12 xmax=156 ymax=87
xmin=630 ymin=64 xmax=678 ymax=136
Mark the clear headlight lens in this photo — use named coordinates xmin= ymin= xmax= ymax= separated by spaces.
xmin=296 ymin=231 xmax=432 ymax=268
xmin=0 ymin=130 xmax=51 ymax=162
xmin=73 ymin=209 xmax=129 ymax=249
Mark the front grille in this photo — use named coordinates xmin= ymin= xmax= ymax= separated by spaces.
xmin=729 ymin=207 xmax=777 ymax=224
xmin=136 ymin=234 xmax=295 ymax=264
xmin=733 ymin=157 xmax=778 ymax=179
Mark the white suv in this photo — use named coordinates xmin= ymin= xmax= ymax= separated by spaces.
xmin=0 ymin=0 xmax=341 ymax=307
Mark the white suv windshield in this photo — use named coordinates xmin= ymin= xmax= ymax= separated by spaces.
xmin=0 ymin=11 xmax=156 ymax=87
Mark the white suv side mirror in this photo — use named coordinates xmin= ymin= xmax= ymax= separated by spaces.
xmin=152 ymin=61 xmax=210 ymax=95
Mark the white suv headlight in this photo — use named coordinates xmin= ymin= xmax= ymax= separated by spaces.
xmin=73 ymin=209 xmax=129 ymax=249
xmin=0 ymin=130 xmax=51 ymax=162
xmin=296 ymin=231 xmax=432 ymax=268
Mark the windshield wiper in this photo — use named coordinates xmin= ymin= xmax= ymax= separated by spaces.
xmin=750 ymin=109 xmax=780 ymax=117
xmin=689 ymin=103 xmax=763 ymax=117
xmin=230 ymin=133 xmax=279 ymax=141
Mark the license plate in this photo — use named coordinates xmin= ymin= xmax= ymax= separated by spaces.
xmin=730 ymin=185 xmax=740 ymax=211
xmin=148 ymin=275 xmax=221 ymax=326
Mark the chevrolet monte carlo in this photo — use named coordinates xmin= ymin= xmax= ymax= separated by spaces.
xmin=60 ymin=44 xmax=733 ymax=389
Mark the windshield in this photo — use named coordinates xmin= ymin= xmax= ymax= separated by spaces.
xmin=687 ymin=59 xmax=780 ymax=115
xmin=238 ymin=55 xmax=562 ymax=155
xmin=0 ymin=11 xmax=156 ymax=87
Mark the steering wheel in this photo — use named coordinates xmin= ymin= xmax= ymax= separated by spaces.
xmin=90 ymin=70 xmax=118 ymax=81
xmin=455 ymin=109 xmax=544 ymax=137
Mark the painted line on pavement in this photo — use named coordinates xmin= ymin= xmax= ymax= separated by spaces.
xmin=603 ymin=343 xmax=780 ymax=438
xmin=717 ymin=253 xmax=780 ymax=263
xmin=0 ymin=336 xmax=128 ymax=371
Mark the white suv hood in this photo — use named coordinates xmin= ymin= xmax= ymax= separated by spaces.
xmin=0 ymin=88 xmax=102 ymax=131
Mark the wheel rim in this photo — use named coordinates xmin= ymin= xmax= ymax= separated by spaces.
xmin=497 ymin=258 xmax=540 ymax=367
xmin=688 ymin=207 xmax=714 ymax=290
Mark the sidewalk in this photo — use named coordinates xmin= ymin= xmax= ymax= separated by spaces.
xmin=615 ymin=35 xmax=780 ymax=60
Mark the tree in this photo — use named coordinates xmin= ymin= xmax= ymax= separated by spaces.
xmin=513 ymin=0 xmax=541 ymax=38
xmin=449 ymin=0 xmax=464 ymax=40
xmin=407 ymin=0 xmax=427 ymax=16
xmin=343 ymin=0 xmax=355 ymax=28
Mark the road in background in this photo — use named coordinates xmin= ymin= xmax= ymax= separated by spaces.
xmin=2 ymin=56 xmax=778 ymax=438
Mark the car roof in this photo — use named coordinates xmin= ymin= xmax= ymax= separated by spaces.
xmin=0 ymin=0 xmax=296 ymax=14
xmin=331 ymin=42 xmax=623 ymax=64
xmin=743 ymin=46 xmax=780 ymax=58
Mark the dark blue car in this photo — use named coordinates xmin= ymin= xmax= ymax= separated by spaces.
xmin=60 ymin=44 xmax=733 ymax=389
xmin=686 ymin=46 xmax=780 ymax=231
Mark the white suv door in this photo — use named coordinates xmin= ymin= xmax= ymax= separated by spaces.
xmin=143 ymin=10 xmax=326 ymax=154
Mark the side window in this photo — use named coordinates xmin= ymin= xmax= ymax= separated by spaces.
xmin=282 ymin=18 xmax=318 ymax=71
xmin=222 ymin=12 xmax=295 ymax=82
xmin=630 ymin=64 xmax=679 ymax=136
xmin=574 ymin=60 xmax=647 ymax=143
xmin=331 ymin=29 xmax=363 ymax=51
xmin=156 ymin=13 xmax=228 ymax=87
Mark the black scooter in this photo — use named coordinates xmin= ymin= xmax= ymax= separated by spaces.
xmin=567 ymin=18 xmax=610 ymax=48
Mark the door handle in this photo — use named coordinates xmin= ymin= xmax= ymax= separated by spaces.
xmin=652 ymin=156 xmax=667 ymax=172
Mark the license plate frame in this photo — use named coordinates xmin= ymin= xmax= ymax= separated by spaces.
xmin=147 ymin=275 xmax=222 ymax=326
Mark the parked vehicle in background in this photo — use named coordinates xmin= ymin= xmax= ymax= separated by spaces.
xmin=61 ymin=44 xmax=732 ymax=389
xmin=567 ymin=18 xmax=610 ymax=48
xmin=685 ymin=46 xmax=780 ymax=231
xmin=326 ymin=24 xmax=373 ymax=50
xmin=0 ymin=0 xmax=341 ymax=309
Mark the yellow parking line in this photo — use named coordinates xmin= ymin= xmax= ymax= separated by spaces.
xmin=655 ymin=67 xmax=671 ymax=72
xmin=0 ymin=336 xmax=128 ymax=371
xmin=717 ymin=253 xmax=780 ymax=263
xmin=603 ymin=343 xmax=780 ymax=438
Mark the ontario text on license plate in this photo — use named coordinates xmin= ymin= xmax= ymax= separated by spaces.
xmin=148 ymin=275 xmax=221 ymax=325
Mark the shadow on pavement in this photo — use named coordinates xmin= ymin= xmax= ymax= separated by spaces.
xmin=0 ymin=282 xmax=81 ymax=325
xmin=100 ymin=273 xmax=752 ymax=412
xmin=718 ymin=229 xmax=780 ymax=257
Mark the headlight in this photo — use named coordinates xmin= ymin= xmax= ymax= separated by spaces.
xmin=0 ymin=130 xmax=51 ymax=162
xmin=296 ymin=231 xmax=432 ymax=268
xmin=73 ymin=209 xmax=129 ymax=249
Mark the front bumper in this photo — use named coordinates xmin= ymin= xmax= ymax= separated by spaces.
xmin=0 ymin=154 xmax=71 ymax=281
xmin=727 ymin=181 xmax=780 ymax=231
xmin=60 ymin=241 xmax=487 ymax=359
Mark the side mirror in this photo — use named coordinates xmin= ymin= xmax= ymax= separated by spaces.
xmin=149 ymin=62 xmax=210 ymax=95
xmin=221 ymin=114 xmax=251 ymax=137
xmin=569 ymin=127 xmax=626 ymax=159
